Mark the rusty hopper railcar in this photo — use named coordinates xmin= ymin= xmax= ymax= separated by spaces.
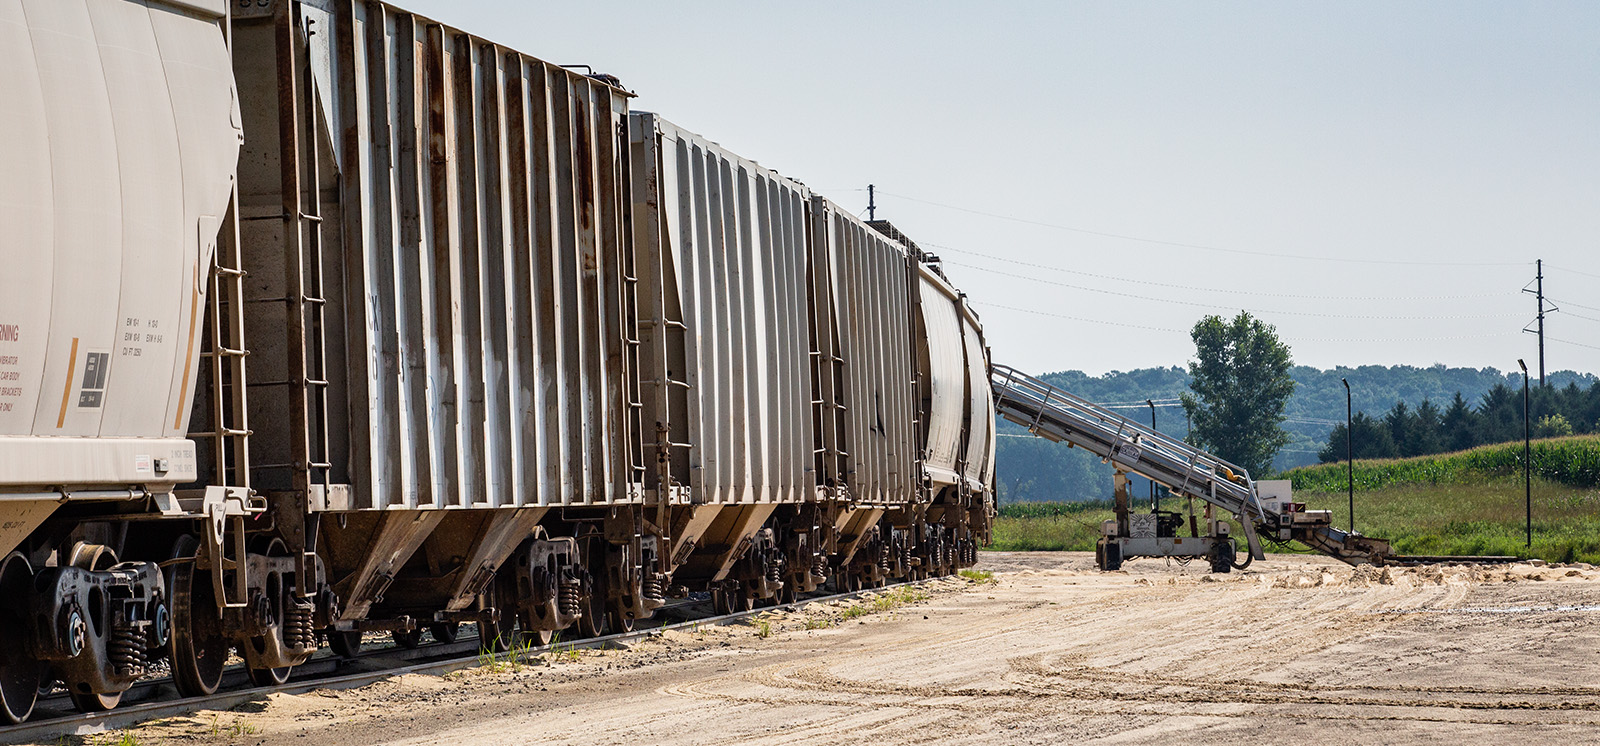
xmin=0 ymin=0 xmax=995 ymax=722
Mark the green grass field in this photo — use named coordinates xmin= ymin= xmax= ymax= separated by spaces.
xmin=988 ymin=435 xmax=1600 ymax=564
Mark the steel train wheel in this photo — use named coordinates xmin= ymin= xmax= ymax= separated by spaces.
xmin=392 ymin=630 xmax=424 ymax=649
xmin=477 ymin=572 xmax=516 ymax=652
xmin=167 ymin=535 xmax=229 ymax=697
xmin=574 ymin=539 xmax=610 ymax=638
xmin=427 ymin=623 xmax=460 ymax=644
xmin=606 ymin=607 xmax=634 ymax=635
xmin=247 ymin=666 xmax=290 ymax=687
xmin=0 ymin=553 xmax=43 ymax=723
xmin=246 ymin=538 xmax=292 ymax=686
xmin=710 ymin=586 xmax=733 ymax=616
xmin=63 ymin=544 xmax=124 ymax=713
xmin=67 ymin=690 xmax=122 ymax=713
xmin=328 ymin=630 xmax=363 ymax=659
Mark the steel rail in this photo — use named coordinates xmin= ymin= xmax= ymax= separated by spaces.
xmin=0 ymin=580 xmax=934 ymax=744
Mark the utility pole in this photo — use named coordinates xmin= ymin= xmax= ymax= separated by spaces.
xmin=1523 ymin=260 xmax=1547 ymax=386
xmin=1343 ymin=378 xmax=1353 ymax=534
xmin=1519 ymin=359 xmax=1531 ymax=547
xmin=1146 ymin=400 xmax=1157 ymax=511
xmin=867 ymin=184 xmax=876 ymax=221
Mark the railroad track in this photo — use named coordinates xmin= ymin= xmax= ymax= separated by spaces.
xmin=0 ymin=581 xmax=925 ymax=744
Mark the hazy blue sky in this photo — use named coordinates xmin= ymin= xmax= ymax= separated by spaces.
xmin=406 ymin=1 xmax=1600 ymax=378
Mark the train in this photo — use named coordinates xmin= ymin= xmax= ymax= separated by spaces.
xmin=0 ymin=0 xmax=995 ymax=723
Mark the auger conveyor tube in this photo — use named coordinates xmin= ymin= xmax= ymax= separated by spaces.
xmin=991 ymin=364 xmax=1415 ymax=567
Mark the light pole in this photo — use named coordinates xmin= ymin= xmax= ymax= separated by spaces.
xmin=1519 ymin=359 xmax=1531 ymax=548
xmin=1146 ymin=399 xmax=1157 ymax=510
xmin=1342 ymin=378 xmax=1353 ymax=534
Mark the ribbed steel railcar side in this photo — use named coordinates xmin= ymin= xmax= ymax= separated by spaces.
xmin=629 ymin=113 xmax=819 ymax=590
xmin=630 ymin=114 xmax=813 ymax=507
xmin=812 ymin=201 xmax=920 ymax=508
xmin=227 ymin=0 xmax=642 ymax=638
xmin=806 ymin=202 xmax=929 ymax=585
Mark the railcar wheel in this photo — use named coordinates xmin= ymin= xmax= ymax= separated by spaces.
xmin=607 ymin=608 xmax=634 ymax=634
xmin=246 ymin=665 xmax=290 ymax=687
xmin=477 ymin=573 xmax=516 ymax=652
xmin=64 ymin=546 xmax=126 ymax=714
xmin=328 ymin=630 xmax=363 ymax=659
xmin=777 ymin=583 xmax=797 ymax=606
xmin=392 ymin=630 xmax=423 ymax=649
xmin=478 ymin=616 xmax=512 ymax=653
xmin=246 ymin=538 xmax=292 ymax=686
xmin=711 ymin=587 xmax=733 ymax=616
xmin=167 ymin=535 xmax=229 ymax=697
xmin=428 ymin=623 xmax=460 ymax=644
xmin=844 ymin=573 xmax=863 ymax=592
xmin=576 ymin=543 xmax=609 ymax=638
xmin=67 ymin=690 xmax=122 ymax=713
xmin=0 ymin=553 xmax=43 ymax=723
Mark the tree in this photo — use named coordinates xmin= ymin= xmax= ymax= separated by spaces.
xmin=1478 ymin=383 xmax=1520 ymax=444
xmin=1442 ymin=392 xmax=1479 ymax=452
xmin=1319 ymin=412 xmax=1398 ymax=462
xmin=1534 ymin=414 xmax=1573 ymax=439
xmin=1181 ymin=312 xmax=1295 ymax=477
xmin=1385 ymin=401 xmax=1418 ymax=456
xmin=1412 ymin=399 xmax=1444 ymax=455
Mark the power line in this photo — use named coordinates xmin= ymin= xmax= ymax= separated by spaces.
xmin=929 ymin=243 xmax=1516 ymax=302
xmin=974 ymin=301 xmax=1187 ymax=334
xmin=1548 ymin=336 xmax=1600 ymax=352
xmin=1288 ymin=330 xmax=1521 ymax=343
xmin=949 ymin=261 xmax=1523 ymax=321
xmin=1551 ymin=297 xmax=1600 ymax=313
xmin=1557 ymin=310 xmax=1600 ymax=325
xmin=975 ymin=300 xmax=1523 ymax=344
xmin=878 ymin=190 xmax=1531 ymax=267
xmin=1546 ymin=264 xmax=1600 ymax=281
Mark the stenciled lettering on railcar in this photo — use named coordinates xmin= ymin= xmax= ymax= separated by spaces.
xmin=0 ymin=323 xmax=19 ymax=413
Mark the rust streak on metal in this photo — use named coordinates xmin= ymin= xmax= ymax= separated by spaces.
xmin=55 ymin=337 xmax=80 ymax=429
xmin=173 ymin=281 xmax=201 ymax=430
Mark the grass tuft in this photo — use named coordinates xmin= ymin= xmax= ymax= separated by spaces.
xmin=958 ymin=569 xmax=996 ymax=584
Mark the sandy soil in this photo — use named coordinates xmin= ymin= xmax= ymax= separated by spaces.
xmin=79 ymin=552 xmax=1600 ymax=744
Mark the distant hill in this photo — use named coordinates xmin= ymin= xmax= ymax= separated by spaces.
xmin=997 ymin=364 xmax=1598 ymax=503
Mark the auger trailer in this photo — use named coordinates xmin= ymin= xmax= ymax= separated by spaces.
xmin=991 ymin=365 xmax=1516 ymax=571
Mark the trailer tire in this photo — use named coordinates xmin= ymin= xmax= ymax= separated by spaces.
xmin=1209 ymin=539 xmax=1235 ymax=574
xmin=1102 ymin=542 xmax=1122 ymax=572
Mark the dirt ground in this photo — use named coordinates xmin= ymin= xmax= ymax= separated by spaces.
xmin=77 ymin=552 xmax=1600 ymax=744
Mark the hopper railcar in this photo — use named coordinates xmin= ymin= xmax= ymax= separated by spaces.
xmin=0 ymin=0 xmax=994 ymax=722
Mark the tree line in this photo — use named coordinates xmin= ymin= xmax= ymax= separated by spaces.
xmin=1318 ymin=381 xmax=1600 ymax=463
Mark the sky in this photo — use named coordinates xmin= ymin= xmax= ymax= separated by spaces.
xmin=404 ymin=0 xmax=1600 ymax=378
